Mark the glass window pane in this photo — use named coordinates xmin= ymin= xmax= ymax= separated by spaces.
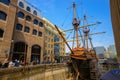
xmin=17 ymin=12 xmax=24 ymax=19
xmin=33 ymin=19 xmax=38 ymax=25
xmin=26 ymin=6 xmax=31 ymax=12
xmin=0 ymin=11 xmax=7 ymax=20
xmin=0 ymin=29 xmax=4 ymax=38
xmin=33 ymin=10 xmax=37 ymax=15
xmin=16 ymin=24 xmax=22 ymax=31
xmin=24 ymin=26 xmax=30 ymax=33
xmin=26 ymin=15 xmax=31 ymax=21
xmin=19 ymin=2 xmax=24 ymax=8
xmin=0 ymin=0 xmax=10 ymax=5
xmin=39 ymin=22 xmax=43 ymax=27
xmin=32 ymin=29 xmax=37 ymax=35
xmin=38 ymin=31 xmax=42 ymax=37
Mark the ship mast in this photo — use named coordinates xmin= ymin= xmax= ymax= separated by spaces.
xmin=72 ymin=1 xmax=80 ymax=48
xmin=83 ymin=15 xmax=90 ymax=50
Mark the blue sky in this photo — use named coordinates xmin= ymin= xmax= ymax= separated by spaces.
xmin=27 ymin=0 xmax=115 ymax=49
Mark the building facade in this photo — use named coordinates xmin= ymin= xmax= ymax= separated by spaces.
xmin=0 ymin=0 xmax=44 ymax=63
xmin=43 ymin=18 xmax=66 ymax=63
xmin=110 ymin=0 xmax=120 ymax=63
xmin=107 ymin=45 xmax=117 ymax=59
xmin=94 ymin=46 xmax=106 ymax=59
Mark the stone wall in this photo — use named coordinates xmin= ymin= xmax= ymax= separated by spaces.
xmin=0 ymin=63 xmax=68 ymax=80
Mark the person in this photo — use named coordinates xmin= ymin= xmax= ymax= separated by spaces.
xmin=2 ymin=58 xmax=9 ymax=68
xmin=8 ymin=60 xmax=14 ymax=68
xmin=14 ymin=59 xmax=19 ymax=67
xmin=36 ymin=59 xmax=40 ymax=64
xmin=32 ymin=60 xmax=36 ymax=65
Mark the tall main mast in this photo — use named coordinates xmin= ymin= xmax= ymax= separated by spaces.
xmin=72 ymin=1 xmax=80 ymax=48
xmin=83 ymin=15 xmax=90 ymax=50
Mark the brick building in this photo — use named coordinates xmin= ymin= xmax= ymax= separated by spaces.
xmin=0 ymin=0 xmax=66 ymax=64
xmin=0 ymin=0 xmax=44 ymax=63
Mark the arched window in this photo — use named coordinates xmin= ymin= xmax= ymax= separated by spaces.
xmin=16 ymin=24 xmax=23 ymax=31
xmin=39 ymin=22 xmax=43 ymax=27
xmin=24 ymin=26 xmax=30 ymax=33
xmin=32 ymin=45 xmax=40 ymax=54
xmin=33 ymin=10 xmax=37 ymax=16
xmin=0 ymin=29 xmax=4 ymax=38
xmin=38 ymin=31 xmax=42 ymax=37
xmin=19 ymin=2 xmax=24 ymax=8
xmin=17 ymin=11 xmax=24 ymax=19
xmin=31 ymin=45 xmax=41 ymax=62
xmin=0 ymin=11 xmax=7 ymax=20
xmin=26 ymin=15 xmax=31 ymax=22
xmin=0 ymin=0 xmax=10 ymax=5
xmin=26 ymin=6 xmax=31 ymax=12
xmin=33 ymin=19 xmax=38 ymax=25
xmin=32 ymin=29 xmax=37 ymax=35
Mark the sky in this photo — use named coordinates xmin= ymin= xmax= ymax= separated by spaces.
xmin=27 ymin=0 xmax=115 ymax=50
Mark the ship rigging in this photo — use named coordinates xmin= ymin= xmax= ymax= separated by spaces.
xmin=54 ymin=0 xmax=105 ymax=80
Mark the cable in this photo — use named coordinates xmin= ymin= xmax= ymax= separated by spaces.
xmin=78 ymin=29 xmax=84 ymax=47
xmin=61 ymin=9 xmax=72 ymax=27
xmin=66 ymin=30 xmax=73 ymax=40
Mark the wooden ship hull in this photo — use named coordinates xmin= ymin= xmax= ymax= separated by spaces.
xmin=70 ymin=48 xmax=98 ymax=80
xmin=71 ymin=58 xmax=91 ymax=79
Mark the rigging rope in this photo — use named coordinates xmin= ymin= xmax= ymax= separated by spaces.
xmin=78 ymin=29 xmax=84 ymax=47
xmin=62 ymin=9 xmax=72 ymax=27
xmin=66 ymin=30 xmax=73 ymax=40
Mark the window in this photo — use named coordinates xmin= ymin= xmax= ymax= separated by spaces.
xmin=33 ymin=10 xmax=37 ymax=15
xmin=51 ymin=51 xmax=52 ymax=54
xmin=17 ymin=12 xmax=24 ymax=19
xmin=26 ymin=6 xmax=31 ymax=12
xmin=48 ymin=31 xmax=50 ymax=35
xmin=45 ymin=36 xmax=47 ymax=40
xmin=38 ymin=31 xmax=42 ymax=37
xmin=16 ymin=24 xmax=23 ymax=31
xmin=32 ymin=29 xmax=37 ymax=35
xmin=24 ymin=26 xmax=30 ymax=33
xmin=39 ymin=22 xmax=43 ymax=27
xmin=51 ymin=39 xmax=53 ymax=42
xmin=0 ymin=11 xmax=7 ymax=20
xmin=32 ymin=45 xmax=41 ymax=54
xmin=33 ymin=19 xmax=38 ymax=25
xmin=0 ymin=0 xmax=10 ymax=5
xmin=48 ymin=44 xmax=50 ymax=48
xmin=26 ymin=15 xmax=31 ymax=22
xmin=48 ymin=50 xmax=50 ymax=54
xmin=0 ymin=29 xmax=4 ymax=38
xmin=19 ymin=2 xmax=24 ymax=8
